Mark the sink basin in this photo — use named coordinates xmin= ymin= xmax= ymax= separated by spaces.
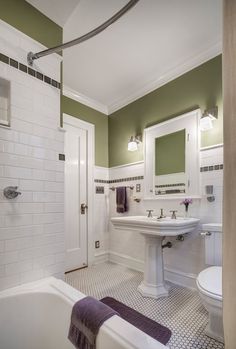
xmin=111 ymin=216 xmax=200 ymax=236
xmin=111 ymin=215 xmax=200 ymax=299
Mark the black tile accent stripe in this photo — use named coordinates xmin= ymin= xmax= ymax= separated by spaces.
xmin=19 ymin=63 xmax=27 ymax=73
xmin=0 ymin=51 xmax=60 ymax=90
xmin=0 ymin=53 xmax=9 ymax=64
xmin=155 ymin=183 xmax=185 ymax=188
xmin=10 ymin=58 xmax=18 ymax=69
xmin=200 ymin=164 xmax=223 ymax=172
xmin=94 ymin=175 xmax=144 ymax=184
xmin=94 ymin=164 xmax=223 ymax=184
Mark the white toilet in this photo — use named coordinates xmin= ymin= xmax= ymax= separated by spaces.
xmin=196 ymin=223 xmax=223 ymax=343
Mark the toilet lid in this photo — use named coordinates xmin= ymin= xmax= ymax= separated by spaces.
xmin=197 ymin=266 xmax=222 ymax=298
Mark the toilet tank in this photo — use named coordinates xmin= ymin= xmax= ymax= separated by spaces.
xmin=202 ymin=223 xmax=222 ymax=266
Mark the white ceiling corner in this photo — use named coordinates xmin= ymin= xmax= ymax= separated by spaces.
xmin=27 ymin=0 xmax=222 ymax=115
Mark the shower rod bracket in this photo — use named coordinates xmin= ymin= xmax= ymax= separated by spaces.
xmin=27 ymin=0 xmax=139 ymax=66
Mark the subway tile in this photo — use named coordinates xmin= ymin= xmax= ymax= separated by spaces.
xmin=33 ymin=255 xmax=55 ymax=269
xmin=33 ymin=213 xmax=64 ymax=225
xmin=20 ymin=269 xmax=44 ymax=284
xmin=0 ymin=251 xmax=18 ymax=265
xmin=5 ymin=214 xmax=33 ymax=227
xmin=44 ymin=223 xmax=64 ymax=234
xmin=33 ymin=191 xmax=56 ymax=203
xmin=5 ymin=260 xmax=32 ymax=276
xmin=19 ymin=179 xmax=44 ymax=191
xmin=4 ymin=166 xmax=32 ymax=179
xmin=0 ymin=274 xmax=20 ymax=291
xmin=5 ymin=237 xmax=33 ymax=252
xmin=44 ymin=181 xmax=64 ymax=192
xmin=44 ymin=203 xmax=64 ymax=213
xmin=0 ymin=241 xmax=4 ymax=253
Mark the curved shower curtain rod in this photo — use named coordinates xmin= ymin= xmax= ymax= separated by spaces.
xmin=27 ymin=0 xmax=140 ymax=65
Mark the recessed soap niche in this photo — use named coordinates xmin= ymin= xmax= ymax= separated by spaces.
xmin=0 ymin=77 xmax=10 ymax=127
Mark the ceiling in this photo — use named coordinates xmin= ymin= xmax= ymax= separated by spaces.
xmin=27 ymin=0 xmax=222 ymax=114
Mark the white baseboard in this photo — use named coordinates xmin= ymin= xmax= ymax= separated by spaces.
xmin=109 ymin=251 xmax=197 ymax=289
xmin=109 ymin=251 xmax=144 ymax=272
xmin=94 ymin=251 xmax=109 ymax=264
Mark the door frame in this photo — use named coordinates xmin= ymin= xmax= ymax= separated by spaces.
xmin=63 ymin=113 xmax=95 ymax=266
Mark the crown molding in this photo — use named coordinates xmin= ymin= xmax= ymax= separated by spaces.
xmin=107 ymin=41 xmax=222 ymax=114
xmin=63 ymin=85 xmax=108 ymax=115
xmin=63 ymin=42 xmax=221 ymax=116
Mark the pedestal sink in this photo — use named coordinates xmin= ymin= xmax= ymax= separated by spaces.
xmin=111 ymin=216 xmax=200 ymax=299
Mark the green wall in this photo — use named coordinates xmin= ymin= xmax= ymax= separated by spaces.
xmin=109 ymin=55 xmax=222 ymax=167
xmin=0 ymin=0 xmax=62 ymax=48
xmin=155 ymin=130 xmax=185 ymax=176
xmin=61 ymin=96 xmax=109 ymax=167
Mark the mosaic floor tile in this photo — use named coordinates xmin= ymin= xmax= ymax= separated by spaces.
xmin=65 ymin=262 xmax=224 ymax=349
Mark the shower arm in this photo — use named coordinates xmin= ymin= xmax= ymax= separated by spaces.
xmin=27 ymin=0 xmax=139 ymax=66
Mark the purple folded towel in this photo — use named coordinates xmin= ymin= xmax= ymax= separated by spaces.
xmin=68 ymin=296 xmax=119 ymax=349
xmin=116 ymin=186 xmax=128 ymax=213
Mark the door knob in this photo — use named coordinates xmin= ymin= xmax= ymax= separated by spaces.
xmin=81 ymin=203 xmax=88 ymax=214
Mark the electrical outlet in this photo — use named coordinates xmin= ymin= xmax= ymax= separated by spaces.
xmin=95 ymin=240 xmax=100 ymax=249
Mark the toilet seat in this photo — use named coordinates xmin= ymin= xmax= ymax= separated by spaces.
xmin=197 ymin=266 xmax=222 ymax=301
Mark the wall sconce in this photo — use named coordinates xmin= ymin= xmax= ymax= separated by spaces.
xmin=127 ymin=135 xmax=142 ymax=151
xmin=200 ymin=106 xmax=218 ymax=131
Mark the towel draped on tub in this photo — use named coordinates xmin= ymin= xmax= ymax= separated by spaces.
xmin=68 ymin=296 xmax=119 ymax=349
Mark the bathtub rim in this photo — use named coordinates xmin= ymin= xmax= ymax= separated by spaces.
xmin=0 ymin=277 xmax=168 ymax=349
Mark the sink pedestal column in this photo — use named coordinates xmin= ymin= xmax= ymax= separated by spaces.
xmin=138 ymin=235 xmax=169 ymax=299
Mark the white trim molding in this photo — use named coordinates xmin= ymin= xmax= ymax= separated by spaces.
xmin=63 ymin=43 xmax=221 ymax=115
xmin=109 ymin=251 xmax=197 ymax=289
xmin=108 ymin=42 xmax=222 ymax=114
xmin=63 ymin=113 xmax=95 ymax=267
xmin=63 ymin=85 xmax=109 ymax=115
xmin=94 ymin=251 xmax=109 ymax=265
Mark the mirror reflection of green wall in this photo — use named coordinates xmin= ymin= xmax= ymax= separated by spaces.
xmin=155 ymin=129 xmax=185 ymax=176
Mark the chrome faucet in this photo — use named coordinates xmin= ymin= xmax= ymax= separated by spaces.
xmin=146 ymin=210 xmax=154 ymax=218
xmin=170 ymin=210 xmax=177 ymax=219
xmin=158 ymin=208 xmax=166 ymax=219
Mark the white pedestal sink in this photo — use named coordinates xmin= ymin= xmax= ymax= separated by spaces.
xmin=111 ymin=216 xmax=200 ymax=299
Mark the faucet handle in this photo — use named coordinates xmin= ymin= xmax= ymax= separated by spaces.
xmin=146 ymin=209 xmax=154 ymax=218
xmin=170 ymin=210 xmax=177 ymax=219
xmin=158 ymin=208 xmax=166 ymax=219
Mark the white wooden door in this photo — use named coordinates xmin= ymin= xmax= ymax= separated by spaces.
xmin=64 ymin=121 xmax=88 ymax=271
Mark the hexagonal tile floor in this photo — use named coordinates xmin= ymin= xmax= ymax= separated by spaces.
xmin=65 ymin=262 xmax=224 ymax=349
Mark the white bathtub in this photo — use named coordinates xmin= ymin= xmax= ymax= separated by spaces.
xmin=0 ymin=277 xmax=167 ymax=349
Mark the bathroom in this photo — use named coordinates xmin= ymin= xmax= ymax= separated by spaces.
xmin=0 ymin=0 xmax=235 ymax=348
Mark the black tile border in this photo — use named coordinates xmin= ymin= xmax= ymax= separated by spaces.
xmin=200 ymin=164 xmax=223 ymax=172
xmin=94 ymin=164 xmax=223 ymax=184
xmin=155 ymin=183 xmax=185 ymax=188
xmin=0 ymin=51 xmax=60 ymax=90
xmin=94 ymin=175 xmax=144 ymax=184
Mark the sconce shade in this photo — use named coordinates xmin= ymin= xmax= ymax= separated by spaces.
xmin=127 ymin=135 xmax=141 ymax=151
xmin=200 ymin=106 xmax=218 ymax=131
xmin=200 ymin=115 xmax=213 ymax=131
xmin=128 ymin=136 xmax=138 ymax=151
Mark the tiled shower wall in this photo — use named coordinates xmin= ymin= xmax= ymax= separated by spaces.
xmin=0 ymin=21 xmax=64 ymax=290
xmin=107 ymin=145 xmax=223 ymax=288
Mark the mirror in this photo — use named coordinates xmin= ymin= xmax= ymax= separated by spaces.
xmin=155 ymin=129 xmax=186 ymax=195
xmin=144 ymin=109 xmax=200 ymax=199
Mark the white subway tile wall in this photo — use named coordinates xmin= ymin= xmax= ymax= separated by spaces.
xmin=0 ymin=20 xmax=64 ymax=291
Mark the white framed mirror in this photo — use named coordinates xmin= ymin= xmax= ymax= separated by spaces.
xmin=144 ymin=109 xmax=201 ymax=199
